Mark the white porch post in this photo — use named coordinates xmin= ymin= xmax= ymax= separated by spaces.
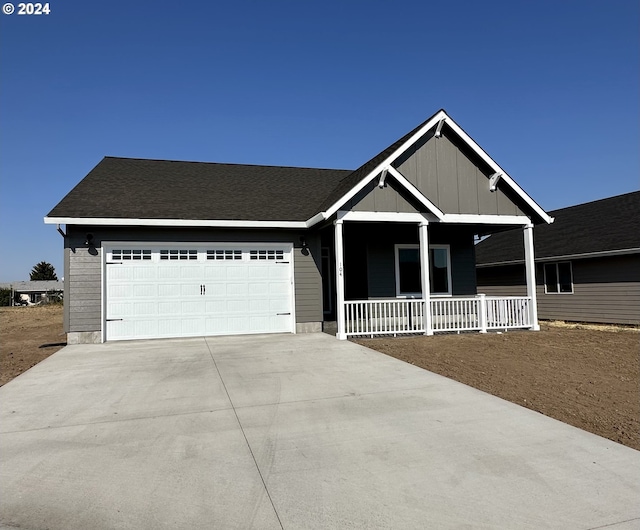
xmin=418 ymin=221 xmax=433 ymax=335
xmin=523 ymin=224 xmax=540 ymax=331
xmin=334 ymin=219 xmax=347 ymax=340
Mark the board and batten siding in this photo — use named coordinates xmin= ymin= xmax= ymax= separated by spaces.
xmin=64 ymin=226 xmax=324 ymax=337
xmin=394 ymin=130 xmax=525 ymax=216
xmin=476 ymin=255 xmax=640 ymax=325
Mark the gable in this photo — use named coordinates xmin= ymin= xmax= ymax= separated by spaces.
xmin=320 ymin=110 xmax=552 ymax=225
xmin=394 ymin=125 xmax=524 ymax=216
xmin=343 ymin=178 xmax=424 ymax=214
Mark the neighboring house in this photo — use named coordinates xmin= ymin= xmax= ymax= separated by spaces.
xmin=0 ymin=281 xmax=64 ymax=305
xmin=475 ymin=192 xmax=640 ymax=325
xmin=45 ymin=109 xmax=553 ymax=344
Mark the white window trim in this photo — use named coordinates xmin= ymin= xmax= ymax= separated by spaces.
xmin=394 ymin=244 xmax=452 ymax=298
xmin=543 ymin=261 xmax=574 ymax=294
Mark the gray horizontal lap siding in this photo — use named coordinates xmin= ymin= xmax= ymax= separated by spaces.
xmin=476 ymin=255 xmax=640 ymax=325
xmin=65 ymin=226 xmax=323 ymax=336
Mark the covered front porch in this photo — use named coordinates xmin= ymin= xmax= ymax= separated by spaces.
xmin=327 ymin=211 xmax=539 ymax=340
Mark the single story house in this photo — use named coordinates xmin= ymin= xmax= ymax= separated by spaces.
xmin=0 ymin=280 xmax=64 ymax=305
xmin=475 ymin=191 xmax=640 ymax=325
xmin=45 ymin=109 xmax=553 ymax=344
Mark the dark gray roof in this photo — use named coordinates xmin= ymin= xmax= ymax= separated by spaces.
xmin=475 ymin=191 xmax=640 ymax=264
xmin=317 ymin=110 xmax=443 ymax=212
xmin=47 ymin=157 xmax=351 ymax=222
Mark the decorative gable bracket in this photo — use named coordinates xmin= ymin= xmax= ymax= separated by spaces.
xmin=489 ymin=172 xmax=502 ymax=192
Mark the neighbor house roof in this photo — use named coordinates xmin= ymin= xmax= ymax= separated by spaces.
xmin=45 ymin=109 xmax=553 ymax=228
xmin=0 ymin=280 xmax=63 ymax=292
xmin=475 ymin=191 xmax=640 ymax=265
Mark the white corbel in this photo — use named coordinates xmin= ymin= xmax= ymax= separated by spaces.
xmin=377 ymin=168 xmax=388 ymax=188
xmin=489 ymin=172 xmax=502 ymax=192
xmin=434 ymin=118 xmax=445 ymax=138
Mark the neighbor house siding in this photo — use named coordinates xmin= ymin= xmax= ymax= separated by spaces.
xmin=476 ymin=255 xmax=640 ymax=325
xmin=536 ymin=255 xmax=640 ymax=325
xmin=394 ymin=130 xmax=525 ymax=216
xmin=476 ymin=264 xmax=527 ymax=297
xmin=64 ymin=226 xmax=324 ymax=336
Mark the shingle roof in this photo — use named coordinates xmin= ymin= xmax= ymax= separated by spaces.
xmin=317 ymin=110 xmax=442 ymax=212
xmin=475 ymin=191 xmax=640 ymax=265
xmin=0 ymin=280 xmax=63 ymax=291
xmin=47 ymin=157 xmax=351 ymax=222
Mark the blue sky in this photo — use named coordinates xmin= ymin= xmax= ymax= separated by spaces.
xmin=0 ymin=0 xmax=637 ymax=282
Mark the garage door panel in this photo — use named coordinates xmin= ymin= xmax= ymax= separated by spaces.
xmin=106 ymin=244 xmax=294 ymax=341
xmin=133 ymin=267 xmax=157 ymax=280
xmin=159 ymin=267 xmax=182 ymax=279
xmin=133 ymin=302 xmax=157 ymax=317
xmin=109 ymin=302 xmax=133 ymax=317
xmin=133 ymin=284 xmax=157 ymax=298
xmin=181 ymin=301 xmax=205 ymax=314
xmin=158 ymin=284 xmax=181 ymax=298
xmin=134 ymin=320 xmax=159 ymax=338
xmin=226 ymin=283 xmax=248 ymax=296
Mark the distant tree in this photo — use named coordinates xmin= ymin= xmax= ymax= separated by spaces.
xmin=0 ymin=288 xmax=11 ymax=306
xmin=30 ymin=262 xmax=58 ymax=281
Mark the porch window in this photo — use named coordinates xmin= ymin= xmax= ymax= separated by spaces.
xmin=544 ymin=262 xmax=573 ymax=294
xmin=394 ymin=244 xmax=452 ymax=297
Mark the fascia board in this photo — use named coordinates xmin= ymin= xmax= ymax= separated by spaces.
xmin=476 ymin=247 xmax=640 ymax=267
xmin=44 ymin=217 xmax=309 ymax=229
xmin=322 ymin=111 xmax=447 ymax=219
xmin=443 ymin=118 xmax=554 ymax=225
xmin=385 ymin=166 xmax=445 ymax=219
xmin=441 ymin=214 xmax=532 ymax=225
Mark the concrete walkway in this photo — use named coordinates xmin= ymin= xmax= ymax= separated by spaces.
xmin=1 ymin=333 xmax=638 ymax=529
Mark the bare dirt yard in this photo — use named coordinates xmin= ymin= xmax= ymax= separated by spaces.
xmin=355 ymin=323 xmax=639 ymax=451
xmin=1 ymin=307 xmax=638 ymax=450
xmin=1 ymin=305 xmax=65 ymax=386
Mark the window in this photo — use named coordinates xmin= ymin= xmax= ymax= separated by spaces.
xmin=544 ymin=262 xmax=573 ymax=294
xmin=112 ymin=249 xmax=152 ymax=261
xmin=207 ymin=249 xmax=242 ymax=260
xmin=160 ymin=249 xmax=198 ymax=260
xmin=394 ymin=244 xmax=451 ymax=297
xmin=249 ymin=249 xmax=284 ymax=261
xmin=430 ymin=246 xmax=451 ymax=295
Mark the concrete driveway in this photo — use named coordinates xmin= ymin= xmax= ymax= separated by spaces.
xmin=1 ymin=333 xmax=638 ymax=529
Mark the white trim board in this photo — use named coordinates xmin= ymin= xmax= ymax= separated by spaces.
xmin=45 ymin=217 xmax=309 ymax=229
xmin=476 ymin=247 xmax=640 ymax=268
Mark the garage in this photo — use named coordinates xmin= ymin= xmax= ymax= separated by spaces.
xmin=104 ymin=243 xmax=295 ymax=341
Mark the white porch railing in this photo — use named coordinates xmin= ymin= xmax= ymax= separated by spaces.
xmin=343 ymin=295 xmax=532 ymax=337
xmin=344 ymin=300 xmax=425 ymax=337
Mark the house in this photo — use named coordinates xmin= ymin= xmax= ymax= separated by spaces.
xmin=0 ymin=280 xmax=64 ymax=305
xmin=475 ymin=192 xmax=640 ymax=326
xmin=44 ymin=109 xmax=553 ymax=344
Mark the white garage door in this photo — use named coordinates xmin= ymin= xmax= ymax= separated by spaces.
xmin=104 ymin=243 xmax=294 ymax=341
